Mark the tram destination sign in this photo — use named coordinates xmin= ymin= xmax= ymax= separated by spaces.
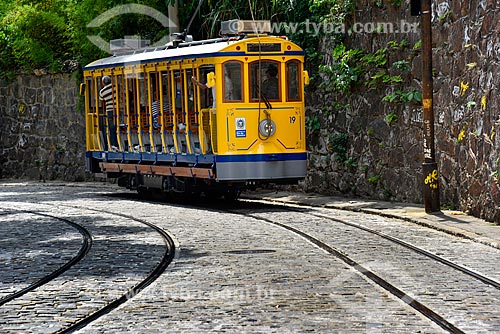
xmin=247 ymin=43 xmax=282 ymax=52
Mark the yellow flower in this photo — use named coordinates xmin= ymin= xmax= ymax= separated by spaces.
xmin=458 ymin=129 xmax=466 ymax=143
xmin=459 ymin=81 xmax=469 ymax=96
xmin=481 ymin=95 xmax=487 ymax=111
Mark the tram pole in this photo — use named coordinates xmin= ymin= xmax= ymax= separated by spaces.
xmin=420 ymin=0 xmax=440 ymax=213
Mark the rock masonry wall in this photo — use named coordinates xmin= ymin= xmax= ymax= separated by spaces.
xmin=305 ymin=0 xmax=500 ymax=222
xmin=0 ymin=73 xmax=86 ymax=181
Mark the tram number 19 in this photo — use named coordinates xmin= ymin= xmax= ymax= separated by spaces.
xmin=289 ymin=116 xmax=296 ymax=124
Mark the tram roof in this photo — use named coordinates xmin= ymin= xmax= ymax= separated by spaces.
xmin=83 ymin=36 xmax=303 ymax=71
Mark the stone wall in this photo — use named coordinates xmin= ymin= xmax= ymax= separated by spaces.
xmin=0 ymin=73 xmax=86 ymax=181
xmin=305 ymin=0 xmax=500 ymax=222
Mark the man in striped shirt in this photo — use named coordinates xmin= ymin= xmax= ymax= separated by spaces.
xmin=99 ymin=76 xmax=119 ymax=150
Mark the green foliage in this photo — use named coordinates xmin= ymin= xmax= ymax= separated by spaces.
xmin=366 ymin=71 xmax=403 ymax=89
xmin=392 ymin=60 xmax=410 ymax=71
xmin=382 ymin=89 xmax=422 ymax=103
xmin=388 ymin=39 xmax=409 ymax=49
xmin=0 ymin=0 xmax=187 ymax=75
xmin=385 ymin=111 xmax=398 ymax=126
xmin=382 ymin=187 xmax=393 ymax=200
xmin=328 ymin=132 xmax=349 ymax=162
xmin=361 ymin=48 xmax=387 ymax=67
xmin=413 ymin=40 xmax=422 ymax=50
xmin=1 ymin=3 xmax=70 ymax=71
xmin=390 ymin=0 xmax=402 ymax=7
xmin=437 ymin=9 xmax=452 ymax=23
xmin=345 ymin=156 xmax=358 ymax=169
xmin=306 ymin=115 xmax=321 ymax=133
xmin=0 ymin=0 xmax=345 ymax=77
xmin=466 ymin=100 xmax=476 ymax=110
xmin=320 ymin=43 xmax=364 ymax=94
xmin=1 ymin=0 xmax=99 ymax=73
xmin=321 ymin=37 xmax=418 ymax=99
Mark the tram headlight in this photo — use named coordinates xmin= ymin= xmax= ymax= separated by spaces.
xmin=258 ymin=119 xmax=276 ymax=137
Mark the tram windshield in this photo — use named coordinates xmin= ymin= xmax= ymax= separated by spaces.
xmin=249 ymin=60 xmax=281 ymax=102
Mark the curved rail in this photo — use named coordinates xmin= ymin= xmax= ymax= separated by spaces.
xmin=0 ymin=210 xmax=93 ymax=306
xmin=57 ymin=208 xmax=176 ymax=334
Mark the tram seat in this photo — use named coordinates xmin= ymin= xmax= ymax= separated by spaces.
xmin=163 ymin=133 xmax=174 ymax=153
xmin=190 ymin=133 xmax=202 ymax=154
xmin=153 ymin=131 xmax=162 ymax=152
xmin=142 ymin=135 xmax=151 ymax=152
xmin=99 ymin=131 xmax=106 ymax=151
xmin=178 ymin=136 xmax=187 ymax=153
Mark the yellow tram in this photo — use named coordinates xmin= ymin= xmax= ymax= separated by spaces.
xmin=82 ymin=20 xmax=309 ymax=198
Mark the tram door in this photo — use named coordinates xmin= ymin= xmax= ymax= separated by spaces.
xmin=195 ymin=65 xmax=215 ymax=154
xmin=85 ymin=76 xmax=99 ymax=151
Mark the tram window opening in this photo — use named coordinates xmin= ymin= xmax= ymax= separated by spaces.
xmin=196 ymin=65 xmax=215 ymax=108
xmin=116 ymin=75 xmax=126 ymax=126
xmin=185 ymin=68 xmax=195 ymax=112
xmin=137 ymin=73 xmax=151 ymax=135
xmin=86 ymin=76 xmax=95 ymax=113
xmin=180 ymin=68 xmax=196 ymax=135
xmin=250 ymin=60 xmax=281 ymax=101
xmin=161 ymin=71 xmax=171 ymax=109
xmin=161 ymin=71 xmax=174 ymax=132
xmin=97 ymin=75 xmax=119 ymax=150
xmin=98 ymin=78 xmax=106 ymax=114
xmin=138 ymin=75 xmax=147 ymax=108
xmin=172 ymin=70 xmax=186 ymax=129
xmin=126 ymin=76 xmax=138 ymax=131
xmin=223 ymin=61 xmax=243 ymax=102
xmin=174 ymin=71 xmax=183 ymax=110
xmin=149 ymin=72 xmax=161 ymax=129
xmin=286 ymin=60 xmax=301 ymax=101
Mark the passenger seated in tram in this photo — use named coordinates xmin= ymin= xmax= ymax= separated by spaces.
xmin=261 ymin=64 xmax=279 ymax=100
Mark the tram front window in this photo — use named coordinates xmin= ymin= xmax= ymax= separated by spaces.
xmin=286 ymin=60 xmax=301 ymax=101
xmin=223 ymin=61 xmax=243 ymax=102
xmin=250 ymin=61 xmax=281 ymax=102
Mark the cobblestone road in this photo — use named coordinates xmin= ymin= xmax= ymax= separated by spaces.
xmin=1 ymin=181 xmax=498 ymax=333
xmin=238 ymin=205 xmax=500 ymax=333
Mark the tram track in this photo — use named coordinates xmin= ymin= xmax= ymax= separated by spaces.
xmin=0 ymin=203 xmax=176 ymax=334
xmin=52 ymin=205 xmax=176 ymax=334
xmin=242 ymin=198 xmax=500 ymax=290
xmin=0 ymin=210 xmax=93 ymax=307
xmin=226 ymin=206 xmax=465 ymax=334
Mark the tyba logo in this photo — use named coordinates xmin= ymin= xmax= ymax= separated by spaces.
xmin=87 ymin=4 xmax=176 ymax=54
